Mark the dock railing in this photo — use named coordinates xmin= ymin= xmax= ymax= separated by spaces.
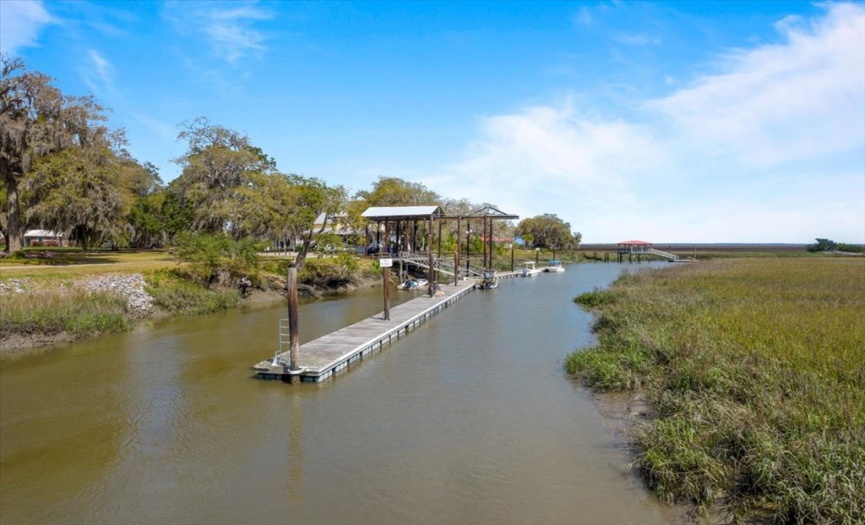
xmin=396 ymin=251 xmax=484 ymax=278
xmin=646 ymin=248 xmax=679 ymax=261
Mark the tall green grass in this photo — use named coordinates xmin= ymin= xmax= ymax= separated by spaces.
xmin=144 ymin=269 xmax=238 ymax=314
xmin=0 ymin=287 xmax=130 ymax=336
xmin=1 ymin=268 xmax=240 ymax=346
xmin=568 ymin=258 xmax=865 ymax=523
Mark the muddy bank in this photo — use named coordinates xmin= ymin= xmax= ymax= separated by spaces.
xmin=591 ymin=389 xmax=653 ymax=424
xmin=582 ymin=386 xmax=719 ymax=525
xmin=0 ymin=332 xmax=78 ymax=355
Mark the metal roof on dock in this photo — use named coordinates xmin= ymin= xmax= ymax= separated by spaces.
xmin=361 ymin=206 xmax=443 ymax=220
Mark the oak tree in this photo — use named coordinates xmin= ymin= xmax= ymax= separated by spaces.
xmin=26 ymin=139 xmax=139 ymax=250
xmin=515 ymin=214 xmax=579 ymax=251
xmin=171 ymin=118 xmax=276 ymax=238
xmin=1 ymin=56 xmax=109 ymax=252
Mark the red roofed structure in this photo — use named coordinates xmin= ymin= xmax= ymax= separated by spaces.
xmin=614 ymin=240 xmax=681 ymax=262
xmin=617 ymin=240 xmax=653 ymax=253
xmin=617 ymin=240 xmax=651 ymax=262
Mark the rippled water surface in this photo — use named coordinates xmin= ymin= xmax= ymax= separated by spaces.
xmin=1 ymin=263 xmax=678 ymax=524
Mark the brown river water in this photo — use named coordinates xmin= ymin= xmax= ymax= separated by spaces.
xmin=1 ymin=262 xmax=683 ymax=524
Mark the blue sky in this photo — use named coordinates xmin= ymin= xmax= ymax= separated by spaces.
xmin=2 ymin=0 xmax=863 ymax=243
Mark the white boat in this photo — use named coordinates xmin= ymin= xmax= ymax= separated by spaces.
xmin=544 ymin=260 xmax=565 ymax=273
xmin=521 ymin=261 xmax=543 ymax=277
xmin=398 ymin=278 xmax=428 ymax=290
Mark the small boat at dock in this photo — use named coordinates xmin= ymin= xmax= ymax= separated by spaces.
xmin=521 ymin=261 xmax=542 ymax=277
xmin=544 ymin=260 xmax=565 ymax=273
xmin=398 ymin=278 xmax=428 ymax=290
xmin=474 ymin=270 xmax=498 ymax=289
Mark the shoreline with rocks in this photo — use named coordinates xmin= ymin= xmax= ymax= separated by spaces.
xmin=1 ymin=272 xmax=378 ymax=354
xmin=1 ymin=273 xmax=156 ymax=354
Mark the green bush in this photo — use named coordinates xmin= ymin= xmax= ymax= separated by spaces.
xmin=172 ymin=232 xmax=263 ymax=286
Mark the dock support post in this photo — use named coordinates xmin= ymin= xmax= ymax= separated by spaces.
xmin=384 ymin=220 xmax=391 ymax=320
xmin=483 ymin=217 xmax=488 ymax=270
xmin=456 ymin=216 xmax=462 ymax=283
xmin=487 ymin=216 xmax=493 ymax=270
xmin=287 ymin=265 xmax=300 ymax=373
xmin=454 ymin=249 xmax=460 ymax=285
xmin=465 ymin=219 xmax=471 ymax=275
xmin=428 ymin=216 xmax=435 ymax=297
xmin=437 ymin=220 xmax=442 ymax=258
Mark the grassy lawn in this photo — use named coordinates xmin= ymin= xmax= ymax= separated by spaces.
xmin=568 ymin=257 xmax=865 ymax=523
xmin=0 ymin=249 xmax=180 ymax=279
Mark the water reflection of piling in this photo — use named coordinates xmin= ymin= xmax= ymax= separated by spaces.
xmin=286 ymin=391 xmax=303 ymax=503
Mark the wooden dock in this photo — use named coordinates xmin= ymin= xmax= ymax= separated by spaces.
xmin=253 ymin=279 xmax=477 ymax=382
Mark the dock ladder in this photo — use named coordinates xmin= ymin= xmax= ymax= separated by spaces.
xmin=274 ymin=318 xmax=290 ymax=365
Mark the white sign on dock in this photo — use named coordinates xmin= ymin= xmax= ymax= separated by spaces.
xmin=379 ymin=258 xmax=393 ymax=267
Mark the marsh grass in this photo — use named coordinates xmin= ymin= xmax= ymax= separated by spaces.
xmin=568 ymin=258 xmax=865 ymax=524
xmin=0 ymin=266 xmax=239 ymax=346
xmin=0 ymin=286 xmax=129 ymax=336
xmin=144 ymin=268 xmax=238 ymax=315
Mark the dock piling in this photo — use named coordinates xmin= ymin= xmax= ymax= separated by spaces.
xmin=287 ymin=265 xmax=300 ymax=372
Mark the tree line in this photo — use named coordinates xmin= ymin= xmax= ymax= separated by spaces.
xmin=1 ymin=56 xmax=581 ymax=266
xmin=806 ymin=238 xmax=863 ymax=254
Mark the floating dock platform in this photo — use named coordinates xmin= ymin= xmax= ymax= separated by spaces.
xmin=253 ymin=280 xmax=477 ymax=382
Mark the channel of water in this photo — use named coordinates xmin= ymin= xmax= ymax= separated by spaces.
xmin=1 ymin=262 xmax=680 ymax=524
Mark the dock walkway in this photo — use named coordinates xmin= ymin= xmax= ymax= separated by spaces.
xmin=253 ymin=280 xmax=477 ymax=382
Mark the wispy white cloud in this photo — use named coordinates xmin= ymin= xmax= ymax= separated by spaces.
xmin=425 ymin=3 xmax=865 ymax=243
xmin=614 ymin=33 xmax=661 ymax=46
xmin=651 ymin=2 xmax=865 ymax=169
xmin=206 ymin=5 xmax=273 ymax=61
xmin=0 ymin=0 xmax=56 ymax=55
xmin=80 ymin=49 xmax=116 ymax=98
xmin=164 ymin=1 xmax=274 ymax=63
xmin=89 ymin=50 xmax=113 ymax=84
xmin=572 ymin=2 xmax=617 ymax=28
xmin=67 ymin=2 xmax=139 ymax=38
xmin=422 ymin=102 xmax=667 ymax=240
xmin=572 ymin=6 xmax=594 ymax=27
xmin=129 ymin=112 xmax=178 ymax=143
